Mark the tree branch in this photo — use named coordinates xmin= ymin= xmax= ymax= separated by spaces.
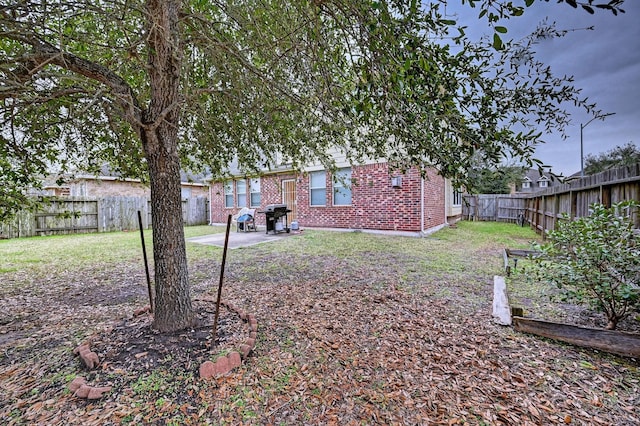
xmin=2 ymin=31 xmax=144 ymax=133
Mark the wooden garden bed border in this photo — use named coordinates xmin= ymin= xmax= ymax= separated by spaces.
xmin=512 ymin=317 xmax=640 ymax=358
xmin=493 ymin=275 xmax=639 ymax=359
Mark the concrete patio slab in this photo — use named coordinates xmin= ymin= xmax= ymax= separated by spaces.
xmin=187 ymin=227 xmax=299 ymax=249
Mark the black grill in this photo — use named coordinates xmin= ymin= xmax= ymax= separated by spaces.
xmin=261 ymin=204 xmax=291 ymax=234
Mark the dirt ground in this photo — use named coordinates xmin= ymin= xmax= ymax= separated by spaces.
xmin=1 ymin=232 xmax=639 ymax=425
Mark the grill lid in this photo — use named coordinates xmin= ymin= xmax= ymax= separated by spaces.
xmin=264 ymin=203 xmax=287 ymax=212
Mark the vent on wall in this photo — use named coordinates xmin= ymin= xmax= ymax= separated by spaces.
xmin=391 ymin=176 xmax=402 ymax=188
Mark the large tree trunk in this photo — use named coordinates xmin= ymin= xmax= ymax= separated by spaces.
xmin=146 ymin=136 xmax=194 ymax=332
xmin=143 ymin=0 xmax=194 ymax=332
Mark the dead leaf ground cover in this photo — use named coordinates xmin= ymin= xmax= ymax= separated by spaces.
xmin=0 ymin=222 xmax=638 ymax=425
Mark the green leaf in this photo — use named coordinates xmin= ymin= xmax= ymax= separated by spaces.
xmin=492 ymin=33 xmax=504 ymax=50
xmin=582 ymin=5 xmax=595 ymax=14
xmin=495 ymin=26 xmax=507 ymax=34
xmin=579 ymin=360 xmax=596 ymax=370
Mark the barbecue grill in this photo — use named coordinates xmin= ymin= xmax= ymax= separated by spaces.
xmin=260 ymin=204 xmax=291 ymax=234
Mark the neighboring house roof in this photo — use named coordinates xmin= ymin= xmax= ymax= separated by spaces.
xmin=523 ymin=168 xmax=552 ymax=182
xmin=564 ymin=170 xmax=582 ymax=182
xmin=517 ymin=168 xmax=558 ymax=193
xmin=44 ymin=165 xmax=209 ymax=187
xmin=179 ymin=170 xmax=209 ymax=185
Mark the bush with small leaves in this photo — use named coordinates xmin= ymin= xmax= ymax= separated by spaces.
xmin=529 ymin=201 xmax=639 ymax=330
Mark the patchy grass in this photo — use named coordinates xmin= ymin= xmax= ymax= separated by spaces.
xmin=0 ymin=231 xmax=146 ymax=273
xmin=1 ymin=222 xmax=639 ymax=425
xmin=0 ymin=225 xmax=219 ymax=276
xmin=0 ymin=222 xmax=535 ymax=277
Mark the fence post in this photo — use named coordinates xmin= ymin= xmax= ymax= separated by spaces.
xmin=542 ymin=195 xmax=547 ymax=239
xmin=553 ymin=194 xmax=560 ymax=233
xmin=473 ymin=195 xmax=478 ymax=221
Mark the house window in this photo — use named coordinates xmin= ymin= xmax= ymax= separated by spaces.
xmin=236 ymin=180 xmax=247 ymax=207
xmin=249 ymin=178 xmax=261 ymax=207
xmin=310 ymin=171 xmax=326 ymax=206
xmin=452 ymin=190 xmax=462 ymax=206
xmin=522 ymin=181 xmax=531 ymax=189
xmin=224 ymin=181 xmax=234 ymax=208
xmin=181 ymin=187 xmax=192 ymax=200
xmin=333 ymin=167 xmax=352 ymax=206
xmin=539 ymin=180 xmax=548 ymax=188
xmin=53 ymin=187 xmax=71 ymax=197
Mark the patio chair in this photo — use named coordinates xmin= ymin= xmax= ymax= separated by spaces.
xmin=233 ymin=207 xmax=257 ymax=232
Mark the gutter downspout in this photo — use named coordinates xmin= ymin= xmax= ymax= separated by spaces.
xmin=444 ymin=181 xmax=448 ymax=227
xmin=421 ymin=175 xmax=425 ymax=234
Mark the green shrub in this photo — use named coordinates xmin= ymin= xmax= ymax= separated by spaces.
xmin=529 ymin=201 xmax=639 ymax=330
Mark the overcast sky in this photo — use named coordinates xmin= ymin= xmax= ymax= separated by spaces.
xmin=449 ymin=0 xmax=640 ymax=177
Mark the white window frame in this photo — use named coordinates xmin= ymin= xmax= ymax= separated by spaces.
xmin=452 ymin=190 xmax=462 ymax=206
xmin=181 ymin=187 xmax=192 ymax=200
xmin=310 ymin=171 xmax=326 ymax=206
xmin=249 ymin=178 xmax=261 ymax=208
xmin=236 ymin=180 xmax=247 ymax=208
xmin=224 ymin=181 xmax=234 ymax=208
xmin=332 ymin=167 xmax=352 ymax=206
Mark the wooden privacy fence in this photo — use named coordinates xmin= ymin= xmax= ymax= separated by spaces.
xmin=0 ymin=196 xmax=209 ymax=239
xmin=463 ymin=194 xmax=528 ymax=222
xmin=182 ymin=196 xmax=209 ymax=226
xmin=463 ymin=163 xmax=640 ymax=236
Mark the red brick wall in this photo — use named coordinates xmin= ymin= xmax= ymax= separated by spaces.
xmin=210 ymin=172 xmax=297 ymax=226
xmin=209 ymin=163 xmax=446 ymax=232
xmin=65 ymin=179 xmax=208 ymax=199
xmin=78 ymin=179 xmax=149 ymax=197
xmin=209 ymin=181 xmax=227 ymax=224
xmin=421 ymin=168 xmax=446 ymax=230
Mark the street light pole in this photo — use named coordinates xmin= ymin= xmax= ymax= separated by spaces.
xmin=580 ymin=112 xmax=616 ymax=178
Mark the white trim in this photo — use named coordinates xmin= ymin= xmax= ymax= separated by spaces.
xmin=443 ymin=179 xmax=447 ymax=228
xmin=421 ymin=176 xmax=425 ymax=233
xmin=309 ymin=170 xmax=327 ymax=207
xmin=331 ymin=167 xmax=352 ymax=206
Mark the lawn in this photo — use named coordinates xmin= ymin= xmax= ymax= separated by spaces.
xmin=0 ymin=222 xmax=638 ymax=425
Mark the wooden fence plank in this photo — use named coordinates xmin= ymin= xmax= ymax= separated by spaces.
xmin=462 ymin=163 xmax=640 ymax=235
xmin=1 ymin=195 xmax=209 ymax=238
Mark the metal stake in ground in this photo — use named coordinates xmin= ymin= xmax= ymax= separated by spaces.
xmin=212 ymin=214 xmax=232 ymax=343
xmin=137 ymin=210 xmax=154 ymax=313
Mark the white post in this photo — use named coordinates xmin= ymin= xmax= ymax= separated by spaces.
xmin=492 ymin=275 xmax=512 ymax=326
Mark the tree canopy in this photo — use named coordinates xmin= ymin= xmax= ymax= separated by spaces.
xmin=469 ymin=163 xmax=526 ymax=194
xmin=584 ymin=142 xmax=640 ymax=175
xmin=0 ymin=0 xmax=624 ymax=330
xmin=1 ymin=1 xmax=621 ymax=207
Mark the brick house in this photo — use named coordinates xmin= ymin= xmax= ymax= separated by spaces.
xmin=208 ymin=159 xmax=462 ymax=234
xmin=43 ymin=171 xmax=208 ymax=199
